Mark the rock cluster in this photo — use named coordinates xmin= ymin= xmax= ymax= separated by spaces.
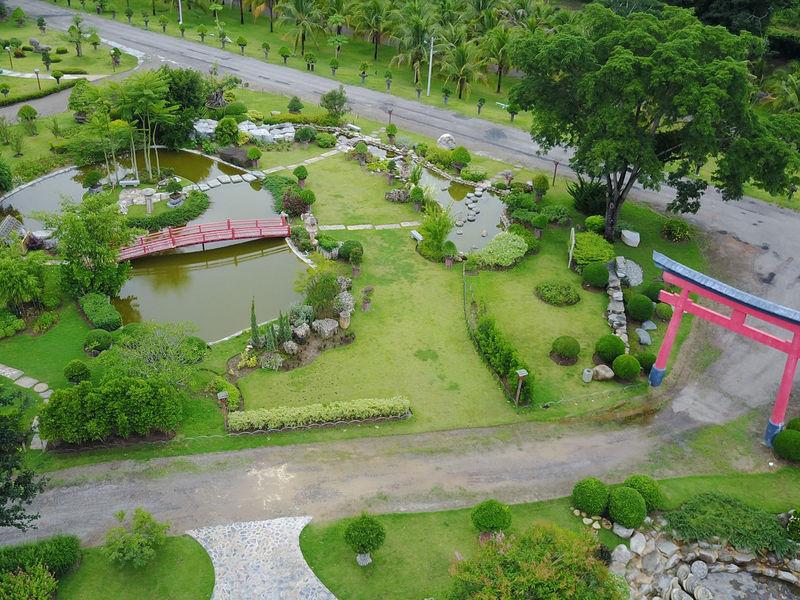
xmin=606 ymin=266 xmax=629 ymax=349
xmin=311 ymin=318 xmax=339 ymax=339
xmin=614 ymin=256 xmax=644 ymax=287
xmin=237 ymin=120 xmax=296 ymax=143
xmin=193 ymin=118 xmax=218 ymax=139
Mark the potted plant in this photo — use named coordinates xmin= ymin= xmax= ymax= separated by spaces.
xmin=386 ymin=159 xmax=397 ymax=185
xmin=353 ymin=141 xmax=369 ymax=166
xmin=442 ymin=86 xmax=452 ymax=105
xmin=350 ymin=245 xmax=363 ymax=277
xmin=237 ymin=36 xmax=248 ymax=55
xmin=410 ymin=186 xmax=424 ymax=212
xmin=507 ymin=102 xmax=519 ymax=123
xmin=279 ymin=46 xmax=291 ymax=64
xmin=415 ymin=85 xmax=422 ymax=99
xmin=344 ymin=513 xmax=385 ymax=567
xmin=531 ymin=214 xmax=547 ymax=239
xmin=247 ymin=146 xmax=262 ymax=167
xmin=160 ymin=15 xmax=169 ymax=32
xmin=385 ymin=123 xmax=397 ymax=144
xmin=532 ymin=174 xmax=550 ymax=202
xmin=179 ymin=23 xmax=186 ymax=37
xmin=165 ymin=179 xmax=183 ymax=199
xmin=361 ymin=286 xmax=374 ymax=311
xmin=305 ymin=52 xmax=317 ymax=71
xmin=293 ymin=165 xmax=309 ymax=188
xmin=359 ymin=61 xmax=369 ymax=84
xmin=442 ymin=240 xmax=458 ymax=268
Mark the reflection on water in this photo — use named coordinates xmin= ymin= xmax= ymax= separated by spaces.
xmin=114 ymin=238 xmax=305 ymax=341
xmin=201 ymin=181 xmax=277 ymax=222
xmin=117 ymin=149 xmax=242 ymax=183
xmin=0 ymin=169 xmax=85 ymax=230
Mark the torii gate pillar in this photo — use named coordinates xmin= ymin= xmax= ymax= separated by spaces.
xmin=648 ymin=252 xmax=800 ymax=446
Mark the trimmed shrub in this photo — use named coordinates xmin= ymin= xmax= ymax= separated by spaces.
xmin=507 ymin=224 xmax=540 ymax=254
xmin=655 ymin=302 xmax=673 ymax=321
xmin=640 ymin=281 xmax=664 ymax=302
xmin=0 ymin=534 xmax=81 ymax=578
xmin=612 ymin=354 xmax=641 ymax=381
xmin=425 ymin=146 xmax=452 ymax=169
xmin=0 ymin=563 xmax=57 ymax=598
xmin=470 ymin=499 xmax=512 ymax=533
xmin=472 ymin=316 xmax=533 ymax=405
xmin=209 ymin=376 xmax=241 ymax=411
xmin=661 ymin=218 xmax=692 ymax=242
xmin=227 ymin=396 xmax=410 ymax=432
xmin=32 ymin=311 xmax=59 ymax=333
xmin=572 ymin=232 xmax=614 ymax=271
xmin=126 ymin=190 xmax=210 ymax=230
xmin=338 ymin=240 xmax=363 ymax=261
xmin=595 ymin=335 xmax=626 ymax=363
xmin=666 ymin=492 xmax=794 ymax=557
xmin=635 ymin=351 xmax=656 ymax=373
xmin=535 ymin=280 xmax=580 ymax=306
xmin=214 ymin=116 xmax=239 ymax=146
xmin=344 ymin=514 xmax=385 ymax=555
xmin=295 ymin=125 xmax=317 ymax=143
xmin=608 ymin=486 xmax=647 ymax=528
xmin=786 ymin=418 xmax=800 ymax=431
xmin=539 ymin=205 xmax=569 ymax=225
xmin=571 ymin=477 xmax=609 ymax=516
xmin=584 ymin=215 xmax=605 ymax=234
xmin=773 ymin=429 xmax=800 ymax=462
xmin=63 ymin=359 xmax=90 ymax=384
xmin=627 ymin=293 xmax=654 ymax=322
xmin=551 ymin=336 xmax=580 ymax=360
xmin=477 ymin=232 xmax=528 ymax=268
xmin=316 ymin=132 xmax=336 ymax=148
xmin=84 ymin=328 xmax=112 ymax=352
xmin=622 ymin=475 xmax=663 ymax=512
xmin=460 ymin=168 xmax=487 ymax=182
xmin=79 ymin=293 xmax=122 ymax=331
xmin=582 ymin=262 xmax=609 ymax=288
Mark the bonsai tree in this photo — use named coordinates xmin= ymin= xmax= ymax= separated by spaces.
xmin=17 ymin=105 xmax=38 ymax=136
xmin=344 ymin=513 xmax=385 ymax=566
xmin=329 ymin=57 xmax=339 ymax=75
xmin=41 ymin=51 xmax=52 ymax=72
xmin=532 ymin=174 xmax=549 ymax=202
xmin=386 ymin=123 xmax=398 ymax=144
xmin=142 ymin=12 xmax=150 ymax=29
xmin=415 ymin=85 xmax=422 ymax=99
xmin=293 ymin=165 xmax=309 ymax=187
xmin=197 ymin=24 xmax=207 ymax=42
xmin=451 ymin=146 xmax=471 ymax=175
xmin=88 ymin=32 xmax=101 ymax=52
xmin=110 ymin=47 xmax=122 ymax=71
xmin=261 ymin=41 xmax=270 ymax=59
xmin=247 ymin=146 xmax=262 ymax=167
xmin=165 ymin=179 xmax=183 ymax=198
xmin=507 ymin=102 xmax=519 ymax=123
xmin=295 ymin=126 xmax=316 ymax=147
xmin=384 ymin=70 xmax=392 ymax=91
xmin=179 ymin=23 xmax=186 ymax=37
xmin=477 ymin=97 xmax=486 ymax=115
xmin=349 ymin=245 xmax=363 ymax=277
xmin=11 ymin=7 xmax=25 ymax=27
xmin=442 ymin=240 xmax=458 ymax=268
xmin=159 ymin=14 xmax=169 ymax=33
xmin=279 ymin=46 xmax=291 ymax=64
xmin=287 ymin=96 xmax=303 ymax=114
xmin=320 ymin=86 xmax=349 ymax=123
xmin=237 ymin=36 xmax=248 ymax=55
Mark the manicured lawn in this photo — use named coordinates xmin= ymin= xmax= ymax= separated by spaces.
xmin=58 ymin=535 xmax=214 ymax=600
xmin=0 ymin=302 xmax=90 ymax=389
xmin=300 ymin=469 xmax=800 ymax=600
xmin=0 ymin=74 xmax=64 ymax=103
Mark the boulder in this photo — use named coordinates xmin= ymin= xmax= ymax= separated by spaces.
xmin=612 ymin=523 xmax=634 ymax=539
xmin=635 ymin=328 xmax=652 ymax=345
xmin=292 ymin=322 xmax=310 ymax=343
xmin=437 ymin=133 xmax=456 ymax=150
xmin=642 ymin=319 xmax=657 ymax=331
xmin=611 ymin=544 xmax=632 ymax=565
xmin=630 ymin=532 xmax=647 ymax=555
xmin=592 ymin=364 xmax=614 ymax=381
xmin=621 ymin=229 xmax=641 ymax=247
xmin=282 ymin=340 xmax=299 ymax=355
xmin=691 ymin=560 xmax=708 ymax=579
xmin=193 ymin=118 xmax=218 ymax=139
xmin=312 ymin=318 xmax=339 ymax=339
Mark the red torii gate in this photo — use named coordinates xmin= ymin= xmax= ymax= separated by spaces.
xmin=649 ymin=251 xmax=800 ymax=446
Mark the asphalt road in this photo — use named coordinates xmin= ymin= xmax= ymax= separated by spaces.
xmin=1 ymin=0 xmax=798 ymax=546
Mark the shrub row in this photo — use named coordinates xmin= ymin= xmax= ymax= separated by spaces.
xmin=0 ymin=78 xmax=81 ymax=107
xmin=572 ymin=475 xmax=663 ymax=529
xmin=125 ymin=190 xmax=210 ymax=231
xmin=227 ymin=396 xmax=410 ymax=432
xmin=78 ymin=293 xmax=122 ymax=331
xmin=472 ymin=316 xmax=533 ymax=405
xmin=0 ymin=534 xmax=81 ymax=578
xmin=209 ymin=375 xmax=241 ymax=411
xmin=571 ymin=232 xmax=614 ymax=271
xmin=262 ymin=174 xmax=298 ymax=212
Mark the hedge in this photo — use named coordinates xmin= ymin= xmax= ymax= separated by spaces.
xmin=126 ymin=190 xmax=210 ymax=231
xmin=79 ymin=293 xmax=122 ymax=331
xmin=471 ymin=316 xmax=533 ymax=405
xmin=227 ymin=396 xmax=410 ymax=432
xmin=571 ymin=232 xmax=614 ymax=271
xmin=0 ymin=78 xmax=81 ymax=107
xmin=0 ymin=535 xmax=81 ymax=578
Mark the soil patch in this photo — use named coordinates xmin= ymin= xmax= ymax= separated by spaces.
xmin=549 ymin=351 xmax=578 ymax=366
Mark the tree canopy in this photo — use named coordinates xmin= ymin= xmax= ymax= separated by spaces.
xmin=510 ymin=3 xmax=800 ymax=239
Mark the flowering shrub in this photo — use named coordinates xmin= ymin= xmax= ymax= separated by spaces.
xmin=477 ymin=232 xmax=528 ymax=268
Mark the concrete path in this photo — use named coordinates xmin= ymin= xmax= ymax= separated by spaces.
xmin=0 ymin=363 xmax=53 ymax=451
xmin=187 ymin=518 xmax=334 ymax=600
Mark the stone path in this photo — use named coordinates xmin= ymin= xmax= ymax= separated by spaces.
xmin=0 ymin=363 xmax=52 ymax=451
xmin=0 ymin=68 xmax=105 ymax=81
xmin=319 ymin=221 xmax=421 ymax=231
xmin=187 ymin=517 xmax=335 ymax=600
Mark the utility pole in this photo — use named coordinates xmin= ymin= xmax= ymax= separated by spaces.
xmin=426 ymin=36 xmax=434 ymax=97
xmin=178 ymin=0 xmax=183 ymax=24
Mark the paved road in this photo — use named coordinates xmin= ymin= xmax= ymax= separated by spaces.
xmin=1 ymin=0 xmax=798 ymax=546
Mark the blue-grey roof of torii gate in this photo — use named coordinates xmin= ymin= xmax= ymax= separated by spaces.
xmin=653 ymin=251 xmax=800 ymax=328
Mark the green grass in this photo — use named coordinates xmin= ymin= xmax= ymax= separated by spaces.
xmin=57 ymin=535 xmax=214 ymax=600
xmin=0 ymin=74 xmax=64 ymax=103
xmin=0 ymin=302 xmax=90 ymax=388
xmin=300 ymin=469 xmax=800 ymax=600
xmin=0 ymin=17 xmax=137 ymax=75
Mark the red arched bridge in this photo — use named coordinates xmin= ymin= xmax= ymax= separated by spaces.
xmin=118 ymin=217 xmax=290 ymax=261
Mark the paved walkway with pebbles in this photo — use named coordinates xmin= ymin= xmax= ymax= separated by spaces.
xmin=187 ymin=517 xmax=335 ymax=600
xmin=0 ymin=364 xmax=52 ymax=450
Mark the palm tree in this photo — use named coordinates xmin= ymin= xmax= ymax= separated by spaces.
xmin=436 ymin=22 xmax=468 ymax=53
xmin=481 ymin=24 xmax=511 ymax=93
xmin=390 ymin=0 xmax=434 ymax=85
xmin=521 ymin=1 xmax=566 ymax=33
xmin=439 ymin=41 xmax=486 ymax=99
xmin=246 ymin=0 xmax=278 ymax=32
xmin=466 ymin=0 xmax=498 ymax=35
xmin=433 ymin=0 xmax=463 ymax=29
xmin=355 ymin=0 xmax=390 ymax=61
xmin=278 ymin=0 xmax=322 ymax=55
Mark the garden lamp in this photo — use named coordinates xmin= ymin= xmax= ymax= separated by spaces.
xmin=34 ymin=68 xmax=41 ymax=91
xmin=514 ymin=369 xmax=528 ymax=408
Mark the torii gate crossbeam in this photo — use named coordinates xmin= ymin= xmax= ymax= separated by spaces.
xmin=648 ymin=251 xmax=800 ymax=446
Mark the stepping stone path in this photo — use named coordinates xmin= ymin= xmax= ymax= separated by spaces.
xmin=187 ymin=517 xmax=335 ymax=600
xmin=0 ymin=363 xmax=54 ymax=451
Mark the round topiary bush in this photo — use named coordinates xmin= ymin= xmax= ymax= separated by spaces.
xmin=535 ymin=280 xmax=580 ymax=306
xmin=627 ymin=293 xmax=655 ymax=322
xmin=595 ymin=335 xmax=626 ymax=364
xmin=612 ymin=354 xmax=641 ymax=381
xmin=470 ymin=499 xmax=512 ymax=533
xmin=608 ymin=486 xmax=647 ymax=528
xmin=635 ymin=351 xmax=656 ymax=373
xmin=582 ymin=262 xmax=609 ymax=288
xmin=84 ymin=328 xmax=112 ymax=352
xmin=640 ymin=281 xmax=664 ymax=302
xmin=773 ymin=429 xmax=800 ymax=462
xmin=786 ymin=418 xmax=800 ymax=431
xmin=584 ymin=215 xmax=605 ymax=234
xmin=622 ymin=475 xmax=664 ymax=512
xmin=655 ymin=302 xmax=673 ymax=321
xmin=551 ymin=336 xmax=580 ymax=362
xmin=572 ymin=477 xmax=609 ymax=516
xmin=339 ymin=240 xmax=364 ymax=261
xmin=344 ymin=514 xmax=386 ymax=557
xmin=63 ymin=359 xmax=90 ymax=383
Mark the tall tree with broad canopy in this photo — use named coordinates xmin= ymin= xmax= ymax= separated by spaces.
xmin=510 ymin=4 xmax=800 ymax=241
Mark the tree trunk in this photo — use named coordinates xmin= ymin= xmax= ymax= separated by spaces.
xmin=301 ymin=31 xmax=305 ymax=55
xmin=239 ymin=0 xmax=244 ymax=24
xmin=373 ymin=35 xmax=378 ymax=60
xmin=269 ymin=5 xmax=274 ymax=32
xmin=496 ymin=69 xmax=502 ymax=93
xmin=603 ymin=169 xmax=639 ymax=242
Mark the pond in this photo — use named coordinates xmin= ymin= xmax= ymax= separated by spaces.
xmin=701 ymin=571 xmax=797 ymax=599
xmin=0 ymin=169 xmax=85 ymax=231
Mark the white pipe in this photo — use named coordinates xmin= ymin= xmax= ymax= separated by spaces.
xmin=426 ymin=36 xmax=434 ymax=97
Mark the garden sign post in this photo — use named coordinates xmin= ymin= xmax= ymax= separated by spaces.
xmin=648 ymin=251 xmax=800 ymax=446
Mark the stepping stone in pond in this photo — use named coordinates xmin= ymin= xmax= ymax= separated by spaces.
xmin=242 ymin=173 xmax=257 ymax=182
xmin=33 ymin=382 xmax=48 ymax=393
xmin=456 ymin=229 xmax=463 ymax=235
xmin=0 ymin=365 xmax=23 ymax=381
xmin=206 ymin=179 xmax=221 ymax=188
xmin=198 ymin=183 xmax=210 ymax=192
xmin=217 ymin=174 xmax=232 ymax=184
xmin=15 ymin=376 xmax=38 ymax=389
xmin=230 ymin=174 xmax=243 ymax=183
